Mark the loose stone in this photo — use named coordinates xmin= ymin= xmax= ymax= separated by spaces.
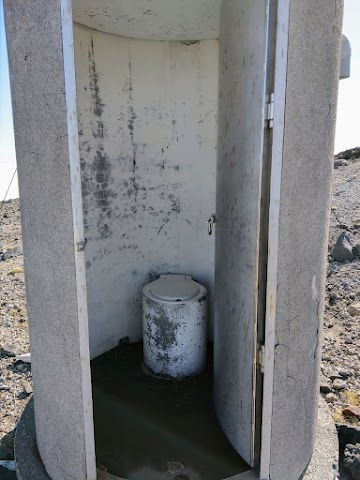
xmin=326 ymin=393 xmax=339 ymax=403
xmin=333 ymin=378 xmax=347 ymax=390
xmin=349 ymin=303 xmax=360 ymax=316
xmin=343 ymin=406 xmax=360 ymax=419
xmin=344 ymin=443 xmax=360 ymax=480
xmin=332 ymin=232 xmax=355 ymax=262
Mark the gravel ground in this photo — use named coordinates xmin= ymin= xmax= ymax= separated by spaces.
xmin=0 ymin=200 xmax=32 ymax=460
xmin=0 ymin=152 xmax=359 ymax=473
xmin=322 ymin=156 xmax=360 ymax=428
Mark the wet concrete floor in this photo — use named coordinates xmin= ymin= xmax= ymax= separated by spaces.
xmin=91 ymin=343 xmax=250 ymax=480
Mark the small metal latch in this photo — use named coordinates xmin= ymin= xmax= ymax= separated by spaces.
xmin=266 ymin=93 xmax=275 ymax=129
xmin=257 ymin=344 xmax=266 ymax=373
xmin=207 ymin=215 xmax=216 ymax=236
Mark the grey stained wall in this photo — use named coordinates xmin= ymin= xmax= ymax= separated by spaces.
xmin=3 ymin=1 xmax=96 ymax=479
xmin=72 ymin=0 xmax=222 ymax=40
xmin=74 ymin=26 xmax=218 ymax=358
xmin=269 ymin=1 xmax=343 ymax=479
xmin=214 ymin=0 xmax=268 ymax=467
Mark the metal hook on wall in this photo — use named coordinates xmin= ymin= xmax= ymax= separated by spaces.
xmin=207 ymin=215 xmax=216 ymax=236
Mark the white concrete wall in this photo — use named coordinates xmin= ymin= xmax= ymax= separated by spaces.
xmin=3 ymin=1 xmax=96 ymax=479
xmin=268 ymin=1 xmax=344 ymax=479
xmin=73 ymin=0 xmax=222 ymax=40
xmin=214 ymin=0 xmax=268 ymax=467
xmin=74 ymin=25 xmax=218 ymax=358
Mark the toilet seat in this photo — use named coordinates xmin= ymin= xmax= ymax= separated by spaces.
xmin=143 ymin=274 xmax=205 ymax=304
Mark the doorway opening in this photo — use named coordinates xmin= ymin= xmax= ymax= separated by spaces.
xmin=71 ymin=1 xmax=271 ymax=478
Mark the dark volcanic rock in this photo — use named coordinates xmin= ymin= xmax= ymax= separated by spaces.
xmin=335 ymin=147 xmax=360 ymax=161
xmin=332 ymin=232 xmax=355 ymax=262
xmin=344 ymin=443 xmax=360 ymax=479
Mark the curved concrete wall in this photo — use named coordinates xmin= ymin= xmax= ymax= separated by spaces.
xmin=3 ymin=1 xmax=96 ymax=479
xmin=268 ymin=1 xmax=343 ymax=478
xmin=214 ymin=0 xmax=268 ymax=467
xmin=73 ymin=0 xmax=222 ymax=40
xmin=74 ymin=25 xmax=218 ymax=358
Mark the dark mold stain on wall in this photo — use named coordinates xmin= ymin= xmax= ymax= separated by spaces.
xmin=80 ymin=34 xmax=117 ymax=240
xmin=79 ymin=34 xmax=190 ymax=250
xmin=89 ymin=36 xmax=104 ymax=118
xmin=127 ymin=53 xmax=139 ymax=212
xmin=143 ymin=298 xmax=180 ymax=370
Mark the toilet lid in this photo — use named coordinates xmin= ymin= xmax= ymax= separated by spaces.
xmin=149 ymin=274 xmax=200 ymax=301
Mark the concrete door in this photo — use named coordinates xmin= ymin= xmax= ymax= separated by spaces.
xmin=214 ymin=0 xmax=270 ymax=467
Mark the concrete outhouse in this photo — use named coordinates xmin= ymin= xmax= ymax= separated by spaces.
xmin=4 ymin=0 xmax=345 ymax=479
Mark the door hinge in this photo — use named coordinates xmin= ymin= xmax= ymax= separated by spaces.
xmin=266 ymin=93 xmax=275 ymax=129
xmin=257 ymin=344 xmax=266 ymax=373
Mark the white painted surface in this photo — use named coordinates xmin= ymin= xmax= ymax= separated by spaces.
xmin=73 ymin=0 xmax=221 ymax=40
xmin=74 ymin=25 xmax=218 ymax=359
xmin=259 ymin=0 xmax=290 ymax=478
xmin=214 ymin=0 xmax=268 ymax=467
xmin=60 ymin=2 xmax=97 ymax=479
xmin=143 ymin=275 xmax=207 ymax=378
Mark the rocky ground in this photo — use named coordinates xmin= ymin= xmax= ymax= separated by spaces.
xmin=0 ymin=149 xmax=360 ymax=478
xmin=0 ymin=200 xmax=31 ymax=463
xmin=321 ymin=150 xmax=360 ymax=432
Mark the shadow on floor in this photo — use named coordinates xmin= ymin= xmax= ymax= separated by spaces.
xmin=0 ymin=429 xmax=16 ymax=479
xmin=91 ymin=342 xmax=250 ymax=480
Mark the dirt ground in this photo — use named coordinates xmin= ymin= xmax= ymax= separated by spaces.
xmin=321 ymin=154 xmax=360 ymax=426
xmin=0 ymin=200 xmax=31 ymax=460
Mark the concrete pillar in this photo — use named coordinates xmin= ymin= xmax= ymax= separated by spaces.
xmin=268 ymin=1 xmax=343 ymax=479
xmin=3 ymin=1 xmax=96 ymax=479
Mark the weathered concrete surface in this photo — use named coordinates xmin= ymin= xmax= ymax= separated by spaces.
xmin=3 ymin=1 xmax=95 ymax=479
xmin=73 ymin=0 xmax=221 ymax=40
xmin=301 ymin=397 xmax=339 ymax=480
xmin=74 ymin=25 xmax=218 ymax=358
xmin=15 ymin=400 xmax=51 ymax=480
xmin=269 ymin=1 xmax=344 ymax=479
xmin=214 ymin=0 xmax=268 ymax=467
xmin=15 ymin=400 xmax=123 ymax=480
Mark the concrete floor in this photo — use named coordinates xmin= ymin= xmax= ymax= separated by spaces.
xmin=91 ymin=343 xmax=250 ymax=480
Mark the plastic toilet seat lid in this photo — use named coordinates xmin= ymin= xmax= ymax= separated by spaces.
xmin=149 ymin=274 xmax=200 ymax=301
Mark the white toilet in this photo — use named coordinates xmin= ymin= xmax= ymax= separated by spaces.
xmin=142 ymin=274 xmax=207 ymax=379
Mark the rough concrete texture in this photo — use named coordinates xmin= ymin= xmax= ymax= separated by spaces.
xmin=214 ymin=0 xmax=268 ymax=466
xmin=72 ymin=0 xmax=221 ymax=40
xmin=15 ymin=400 xmax=51 ymax=480
xmin=74 ymin=24 xmax=218 ymax=357
xmin=3 ymin=1 xmax=95 ymax=479
xmin=269 ymin=1 xmax=344 ymax=479
xmin=15 ymin=400 xmax=124 ymax=480
xmin=301 ymin=397 xmax=339 ymax=480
